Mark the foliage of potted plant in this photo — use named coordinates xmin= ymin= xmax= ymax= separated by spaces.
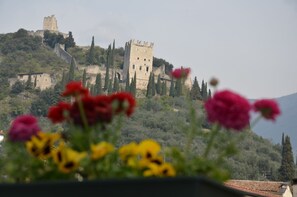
xmin=0 ymin=67 xmax=280 ymax=196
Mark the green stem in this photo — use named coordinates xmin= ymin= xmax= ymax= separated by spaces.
xmin=113 ymin=115 xmax=123 ymax=144
xmin=185 ymin=100 xmax=197 ymax=157
xmin=203 ymin=124 xmax=220 ymax=158
xmin=250 ymin=114 xmax=262 ymax=129
xmin=76 ymin=96 xmax=90 ymax=131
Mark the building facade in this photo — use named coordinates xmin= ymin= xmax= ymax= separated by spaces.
xmin=123 ymin=39 xmax=154 ymax=90
xmin=17 ymin=73 xmax=52 ymax=90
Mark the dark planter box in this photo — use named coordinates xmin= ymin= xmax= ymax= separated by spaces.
xmin=0 ymin=176 xmax=257 ymax=197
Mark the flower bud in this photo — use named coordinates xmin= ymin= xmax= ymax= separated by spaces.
xmin=209 ymin=78 xmax=219 ymax=87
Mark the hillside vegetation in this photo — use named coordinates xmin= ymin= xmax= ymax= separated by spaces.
xmin=0 ymin=30 xmax=285 ymax=180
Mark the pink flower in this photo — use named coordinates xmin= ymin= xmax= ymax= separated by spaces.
xmin=8 ymin=115 xmax=41 ymax=142
xmin=61 ymin=81 xmax=89 ymax=97
xmin=171 ymin=67 xmax=191 ymax=79
xmin=253 ymin=99 xmax=281 ymax=121
xmin=204 ymin=90 xmax=251 ymax=131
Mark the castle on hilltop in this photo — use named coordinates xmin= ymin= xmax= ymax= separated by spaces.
xmin=43 ymin=15 xmax=58 ymax=31
xmin=29 ymin=15 xmax=67 ymax=38
xmin=21 ymin=16 xmax=192 ymax=93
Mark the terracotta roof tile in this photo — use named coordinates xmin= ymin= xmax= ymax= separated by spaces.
xmin=225 ymin=180 xmax=289 ymax=197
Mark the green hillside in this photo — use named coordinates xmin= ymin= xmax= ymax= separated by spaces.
xmin=0 ymin=29 xmax=68 ymax=78
xmin=0 ymin=29 xmax=285 ymax=181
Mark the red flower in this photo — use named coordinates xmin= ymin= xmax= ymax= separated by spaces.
xmin=204 ymin=90 xmax=251 ymax=131
xmin=253 ymin=99 xmax=281 ymax=121
xmin=70 ymin=96 xmax=98 ymax=126
xmin=62 ymin=81 xmax=89 ymax=97
xmin=171 ymin=67 xmax=191 ymax=79
xmin=8 ymin=115 xmax=41 ymax=142
xmin=110 ymin=92 xmax=136 ymax=117
xmin=48 ymin=102 xmax=71 ymax=123
xmin=94 ymin=95 xmax=113 ymax=123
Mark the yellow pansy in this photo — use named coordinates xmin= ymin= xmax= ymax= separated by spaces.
xmin=54 ymin=147 xmax=87 ymax=173
xmin=26 ymin=131 xmax=61 ymax=159
xmin=90 ymin=142 xmax=114 ymax=160
xmin=51 ymin=142 xmax=66 ymax=164
xmin=139 ymin=155 xmax=163 ymax=168
xmin=159 ymin=163 xmax=176 ymax=177
xmin=138 ymin=139 xmax=161 ymax=160
xmin=119 ymin=142 xmax=138 ymax=162
xmin=143 ymin=163 xmax=160 ymax=177
xmin=143 ymin=162 xmax=176 ymax=177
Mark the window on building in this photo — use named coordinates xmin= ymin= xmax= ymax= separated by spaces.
xmin=146 ymin=67 xmax=149 ymax=72
xmin=140 ymin=66 xmax=142 ymax=71
xmin=144 ymin=58 xmax=146 ymax=61
xmin=137 ymin=57 xmax=139 ymax=60
xmin=133 ymin=64 xmax=135 ymax=69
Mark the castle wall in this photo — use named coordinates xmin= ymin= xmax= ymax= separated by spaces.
xmin=123 ymin=40 xmax=154 ymax=90
xmin=54 ymin=44 xmax=74 ymax=64
xmin=80 ymin=65 xmax=122 ymax=87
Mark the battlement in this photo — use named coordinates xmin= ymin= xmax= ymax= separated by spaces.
xmin=43 ymin=15 xmax=58 ymax=31
xmin=128 ymin=39 xmax=154 ymax=48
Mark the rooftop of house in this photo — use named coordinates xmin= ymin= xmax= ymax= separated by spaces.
xmin=225 ymin=180 xmax=291 ymax=197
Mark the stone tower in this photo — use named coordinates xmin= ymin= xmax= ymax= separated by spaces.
xmin=123 ymin=39 xmax=154 ymax=90
xmin=43 ymin=15 xmax=58 ymax=31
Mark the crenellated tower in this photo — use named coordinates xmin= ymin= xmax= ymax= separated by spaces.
xmin=43 ymin=15 xmax=58 ymax=31
xmin=123 ymin=39 xmax=154 ymax=90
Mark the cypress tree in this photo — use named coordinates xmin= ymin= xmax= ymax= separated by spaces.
xmin=125 ymin=70 xmax=130 ymax=92
xmin=64 ymin=31 xmax=75 ymax=51
xmin=82 ymin=69 xmax=87 ymax=87
xmin=208 ymin=89 xmax=212 ymax=99
xmin=201 ymin=80 xmax=205 ymax=99
xmin=86 ymin=36 xmax=95 ymax=65
xmin=104 ymin=66 xmax=110 ymax=91
xmin=130 ymin=72 xmax=136 ymax=96
xmin=90 ymin=84 xmax=95 ymax=95
xmin=282 ymin=133 xmax=285 ymax=147
xmin=94 ymin=73 xmax=102 ymax=95
xmin=146 ymin=72 xmax=153 ymax=98
xmin=68 ymin=57 xmax=75 ymax=82
xmin=61 ymin=70 xmax=67 ymax=88
xmin=106 ymin=44 xmax=112 ymax=68
xmin=108 ymin=79 xmax=113 ymax=94
xmin=190 ymin=76 xmax=201 ymax=100
xmin=26 ymin=73 xmax=33 ymax=90
xmin=161 ymin=81 xmax=167 ymax=96
xmin=113 ymin=75 xmax=119 ymax=93
xmin=33 ymin=76 xmax=37 ymax=88
xmin=279 ymin=135 xmax=295 ymax=181
xmin=111 ymin=40 xmax=115 ymax=68
xmin=169 ymin=78 xmax=175 ymax=97
xmin=201 ymin=80 xmax=208 ymax=100
xmin=175 ymin=79 xmax=182 ymax=97
xmin=156 ymin=74 xmax=161 ymax=95
xmin=151 ymin=73 xmax=156 ymax=96
xmin=203 ymin=82 xmax=208 ymax=100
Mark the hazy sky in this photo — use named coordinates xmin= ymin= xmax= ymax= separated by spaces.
xmin=1 ymin=0 xmax=297 ymax=99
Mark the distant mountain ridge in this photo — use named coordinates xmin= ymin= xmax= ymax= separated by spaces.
xmin=252 ymin=92 xmax=297 ymax=155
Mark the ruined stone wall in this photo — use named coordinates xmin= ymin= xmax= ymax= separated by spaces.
xmin=54 ymin=44 xmax=74 ymax=64
xmin=17 ymin=73 xmax=52 ymax=90
xmin=123 ymin=40 xmax=154 ymax=90
xmin=80 ymin=65 xmax=122 ymax=87
xmin=43 ymin=15 xmax=58 ymax=31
